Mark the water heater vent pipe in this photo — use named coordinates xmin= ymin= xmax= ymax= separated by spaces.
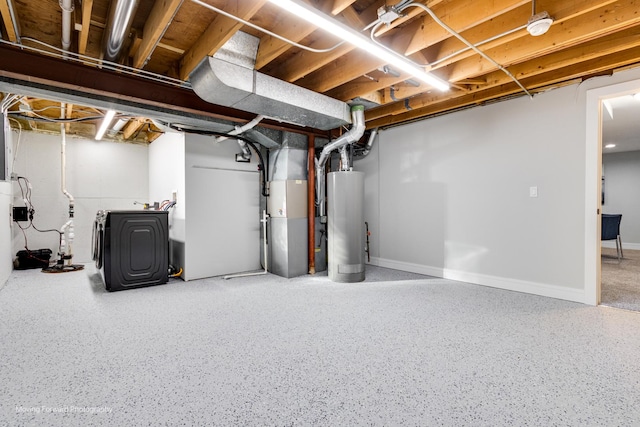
xmin=315 ymin=105 xmax=365 ymax=217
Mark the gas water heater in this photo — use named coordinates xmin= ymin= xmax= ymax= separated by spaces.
xmin=327 ymin=170 xmax=365 ymax=282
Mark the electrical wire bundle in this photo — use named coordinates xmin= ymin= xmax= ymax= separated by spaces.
xmin=159 ymin=200 xmax=177 ymax=211
xmin=13 ymin=176 xmax=63 ymax=267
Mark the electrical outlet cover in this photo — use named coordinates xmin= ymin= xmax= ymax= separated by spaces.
xmin=13 ymin=206 xmax=28 ymax=221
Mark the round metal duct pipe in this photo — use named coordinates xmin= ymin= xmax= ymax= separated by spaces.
xmin=102 ymin=0 xmax=140 ymax=63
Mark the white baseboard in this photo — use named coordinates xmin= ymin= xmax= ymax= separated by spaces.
xmin=601 ymin=241 xmax=640 ymax=250
xmin=369 ymin=257 xmax=585 ymax=304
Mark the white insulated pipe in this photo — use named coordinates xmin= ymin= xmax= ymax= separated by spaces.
xmin=60 ymin=103 xmax=75 ymax=263
xmin=60 ymin=0 xmax=74 ymax=53
xmin=216 ymin=115 xmax=265 ymax=161
xmin=315 ymin=105 xmax=366 ymax=217
xmin=60 ymin=105 xmax=74 ymax=205
xmin=216 ymin=115 xmax=265 ymax=143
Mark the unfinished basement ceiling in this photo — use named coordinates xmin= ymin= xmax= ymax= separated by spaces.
xmin=1 ymin=0 xmax=640 ymax=143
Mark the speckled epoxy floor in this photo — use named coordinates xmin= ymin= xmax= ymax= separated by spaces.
xmin=1 ymin=265 xmax=639 ymax=426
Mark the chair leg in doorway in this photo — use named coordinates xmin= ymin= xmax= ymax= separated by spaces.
xmin=617 ymin=235 xmax=624 ymax=259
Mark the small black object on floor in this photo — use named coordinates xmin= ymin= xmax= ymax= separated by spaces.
xmin=14 ymin=249 xmax=52 ymax=270
xmin=42 ymin=264 xmax=85 ymax=273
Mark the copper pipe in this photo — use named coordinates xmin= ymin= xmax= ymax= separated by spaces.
xmin=308 ymin=134 xmax=316 ymax=275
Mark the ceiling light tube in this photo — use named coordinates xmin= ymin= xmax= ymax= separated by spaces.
xmin=267 ymin=0 xmax=449 ymax=91
xmin=95 ymin=109 xmax=116 ymax=140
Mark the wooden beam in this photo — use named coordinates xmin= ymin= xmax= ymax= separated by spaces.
xmin=331 ymin=0 xmax=356 ymax=15
xmin=270 ymin=0 xmax=445 ymax=83
xmin=323 ymin=2 xmax=546 ymax=101
xmin=255 ymin=4 xmax=324 ymax=70
xmin=367 ymin=46 xmax=640 ymax=129
xmin=254 ymin=0 xmax=357 ymax=70
xmin=78 ymin=0 xmax=93 ymax=54
xmin=65 ymin=103 xmax=74 ymax=132
xmin=404 ymin=0 xmax=530 ymax=55
xmin=133 ymin=0 xmax=183 ymax=69
xmin=179 ymin=0 xmax=267 ymax=80
xmin=326 ymin=0 xmax=639 ymax=104
xmin=365 ymin=27 xmax=640 ymax=126
xmin=289 ymin=0 xmax=530 ymax=93
xmin=327 ymin=72 xmax=411 ymax=102
xmin=146 ymin=124 xmax=164 ymax=143
xmin=122 ymin=118 xmax=146 ymax=140
xmin=429 ymin=0 xmax=619 ymax=69
xmin=0 ymin=0 xmax=20 ymax=42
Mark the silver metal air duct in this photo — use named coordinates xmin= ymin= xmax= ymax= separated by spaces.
xmin=189 ymin=31 xmax=351 ymax=131
xmin=102 ymin=0 xmax=140 ymax=63
xmin=315 ymin=105 xmax=365 ymax=217
xmin=362 ymin=128 xmax=378 ymax=156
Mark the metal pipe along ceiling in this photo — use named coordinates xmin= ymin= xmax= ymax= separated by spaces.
xmin=102 ymin=0 xmax=140 ymax=63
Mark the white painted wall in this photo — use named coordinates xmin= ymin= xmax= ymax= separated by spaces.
xmin=183 ymin=134 xmax=261 ymax=280
xmin=602 ymin=151 xmax=640 ymax=248
xmin=0 ymin=181 xmax=11 ymax=287
xmin=356 ymin=67 xmax=640 ymax=304
xmin=11 ymin=132 xmax=149 ymax=263
xmin=149 ymin=131 xmax=186 ymax=272
xmin=355 ymin=135 xmax=381 ymax=260
xmin=1 ymin=117 xmax=12 ymax=287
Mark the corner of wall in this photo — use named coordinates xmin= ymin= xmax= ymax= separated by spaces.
xmin=0 ymin=181 xmax=13 ymax=288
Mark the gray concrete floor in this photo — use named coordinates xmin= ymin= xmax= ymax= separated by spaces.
xmin=1 ymin=264 xmax=639 ymax=426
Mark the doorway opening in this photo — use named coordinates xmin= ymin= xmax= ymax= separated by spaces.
xmin=585 ymin=78 xmax=640 ymax=307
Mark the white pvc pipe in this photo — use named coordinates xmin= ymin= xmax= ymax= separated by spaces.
xmin=60 ymin=106 xmax=74 ymax=205
xmin=60 ymin=0 xmax=74 ymax=53
xmin=60 ymin=104 xmax=75 ymax=263
xmin=224 ymin=210 xmax=269 ymax=280
xmin=216 ymin=115 xmax=265 ymax=143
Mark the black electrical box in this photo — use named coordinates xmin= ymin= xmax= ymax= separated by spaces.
xmin=14 ymin=249 xmax=52 ymax=270
xmin=13 ymin=206 xmax=28 ymax=222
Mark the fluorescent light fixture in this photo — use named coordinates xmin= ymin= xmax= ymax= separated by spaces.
xmin=605 ymin=143 xmax=616 ymax=149
xmin=95 ymin=110 xmax=116 ymax=140
xmin=267 ymin=0 xmax=449 ymax=91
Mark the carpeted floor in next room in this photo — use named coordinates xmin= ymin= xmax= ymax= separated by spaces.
xmin=1 ymin=264 xmax=640 ymax=426
xmin=601 ymin=247 xmax=640 ymax=312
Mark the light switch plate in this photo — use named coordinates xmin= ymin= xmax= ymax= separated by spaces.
xmin=529 ymin=186 xmax=538 ymax=198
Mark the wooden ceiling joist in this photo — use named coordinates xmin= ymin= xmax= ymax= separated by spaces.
xmin=0 ymin=0 xmax=20 ymax=42
xmin=122 ymin=118 xmax=146 ymax=140
xmin=133 ymin=0 xmax=183 ymax=69
xmin=330 ymin=0 xmax=640 ymax=110
xmin=366 ymin=35 xmax=640 ymax=128
xmin=403 ymin=0 xmax=531 ymax=56
xmin=178 ymin=0 xmax=268 ymax=80
xmin=64 ymin=102 xmax=73 ymax=132
xmin=78 ymin=0 xmax=93 ymax=54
